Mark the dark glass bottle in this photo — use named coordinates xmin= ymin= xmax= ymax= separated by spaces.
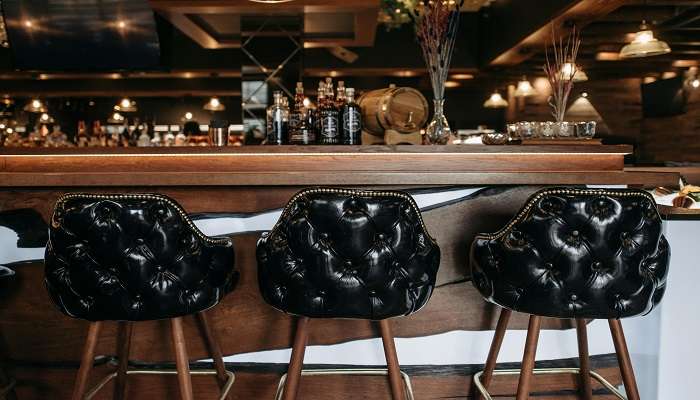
xmin=318 ymin=84 xmax=340 ymax=144
xmin=265 ymin=91 xmax=288 ymax=145
xmin=341 ymin=87 xmax=362 ymax=145
xmin=289 ymin=82 xmax=304 ymax=138
xmin=289 ymin=82 xmax=314 ymax=144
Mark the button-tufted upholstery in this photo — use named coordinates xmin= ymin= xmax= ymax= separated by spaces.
xmin=471 ymin=187 xmax=670 ymax=319
xmin=45 ymin=193 xmax=238 ymax=321
xmin=257 ymin=188 xmax=441 ymax=320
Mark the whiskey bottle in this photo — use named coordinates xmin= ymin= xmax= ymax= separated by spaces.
xmin=289 ymin=82 xmax=315 ymax=145
xmin=289 ymin=82 xmax=304 ymax=137
xmin=319 ymin=83 xmax=340 ymax=144
xmin=336 ymin=81 xmax=346 ymax=109
xmin=266 ymin=91 xmax=288 ymax=145
xmin=341 ymin=88 xmax=362 ymax=145
xmin=314 ymin=81 xmax=325 ymax=136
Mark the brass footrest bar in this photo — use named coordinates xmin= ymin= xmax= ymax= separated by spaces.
xmin=473 ymin=367 xmax=627 ymax=400
xmin=84 ymin=368 xmax=235 ymax=400
xmin=274 ymin=368 xmax=415 ymax=400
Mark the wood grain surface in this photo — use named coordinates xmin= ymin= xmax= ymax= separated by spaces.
xmin=0 ymin=145 xmax=676 ymax=188
xmin=0 ymin=185 xmax=630 ymax=398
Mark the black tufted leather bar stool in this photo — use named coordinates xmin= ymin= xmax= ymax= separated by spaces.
xmin=44 ymin=193 xmax=239 ymax=400
xmin=257 ymin=187 xmax=440 ymax=400
xmin=0 ymin=266 xmax=17 ymax=400
xmin=470 ymin=187 xmax=670 ymax=400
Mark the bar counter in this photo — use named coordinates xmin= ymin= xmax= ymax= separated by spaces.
xmin=0 ymin=145 xmax=685 ymax=399
xmin=0 ymin=144 xmax=678 ymax=187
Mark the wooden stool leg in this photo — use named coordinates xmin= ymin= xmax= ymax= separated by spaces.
xmin=515 ymin=315 xmax=542 ymax=400
xmin=477 ymin=308 xmax=512 ymax=400
xmin=283 ymin=317 xmax=310 ymax=400
xmin=378 ymin=319 xmax=404 ymax=400
xmin=196 ymin=312 xmax=231 ymax=399
xmin=609 ymin=319 xmax=641 ymax=400
xmin=575 ymin=319 xmax=593 ymax=400
xmin=72 ymin=321 xmax=102 ymax=400
xmin=114 ymin=321 xmax=133 ymax=400
xmin=171 ymin=317 xmax=194 ymax=400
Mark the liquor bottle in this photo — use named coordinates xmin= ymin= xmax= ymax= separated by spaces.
xmin=325 ymin=77 xmax=335 ymax=106
xmin=265 ymin=91 xmax=288 ymax=145
xmin=342 ymin=87 xmax=362 ymax=145
xmin=314 ymin=81 xmax=325 ymax=136
xmin=289 ymin=82 xmax=315 ymax=145
xmin=76 ymin=120 xmax=89 ymax=147
xmin=289 ymin=82 xmax=304 ymax=137
xmin=137 ymin=123 xmax=151 ymax=147
xmin=336 ymin=81 xmax=346 ymax=109
xmin=319 ymin=83 xmax=340 ymax=144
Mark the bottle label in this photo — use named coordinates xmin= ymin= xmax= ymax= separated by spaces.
xmin=289 ymin=112 xmax=302 ymax=131
xmin=320 ymin=111 xmax=339 ymax=138
xmin=343 ymin=109 xmax=362 ymax=133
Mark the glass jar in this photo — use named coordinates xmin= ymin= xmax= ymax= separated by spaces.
xmin=576 ymin=121 xmax=597 ymax=139
xmin=538 ymin=121 xmax=556 ymax=138
xmin=555 ymin=121 xmax=573 ymax=137
xmin=518 ymin=121 xmax=537 ymax=139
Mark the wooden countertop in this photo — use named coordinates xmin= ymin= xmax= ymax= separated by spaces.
xmin=0 ymin=145 xmax=678 ymax=187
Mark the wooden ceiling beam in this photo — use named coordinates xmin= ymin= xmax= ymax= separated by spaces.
xmin=482 ymin=0 xmax=628 ymax=67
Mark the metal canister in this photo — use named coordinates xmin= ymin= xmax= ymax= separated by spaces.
xmin=208 ymin=120 xmax=229 ymax=146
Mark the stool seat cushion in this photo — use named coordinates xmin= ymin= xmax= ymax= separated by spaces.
xmin=257 ymin=188 xmax=440 ymax=320
xmin=45 ymin=193 xmax=238 ymax=321
xmin=471 ymin=188 xmax=670 ymax=319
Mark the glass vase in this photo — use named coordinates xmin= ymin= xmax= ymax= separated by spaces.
xmin=424 ymin=99 xmax=451 ymax=145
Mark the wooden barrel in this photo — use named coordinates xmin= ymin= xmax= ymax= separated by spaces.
xmin=358 ymin=86 xmax=429 ymax=136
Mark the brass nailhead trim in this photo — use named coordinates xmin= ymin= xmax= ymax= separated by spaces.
xmin=52 ymin=193 xmax=230 ymax=245
xmin=477 ymin=188 xmax=660 ymax=241
xmin=270 ymin=187 xmax=435 ymax=242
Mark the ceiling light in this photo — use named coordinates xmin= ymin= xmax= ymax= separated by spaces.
xmin=23 ymin=98 xmax=46 ymax=113
xmin=691 ymin=79 xmax=700 ymax=89
xmin=662 ymin=71 xmax=677 ymax=79
xmin=23 ymin=20 xmax=33 ymax=29
xmin=108 ymin=112 xmax=125 ymax=124
xmin=39 ymin=113 xmax=54 ymax=123
xmin=483 ymin=91 xmax=508 ymax=108
xmin=451 ymin=73 xmax=474 ymax=80
xmin=514 ymin=76 xmax=536 ymax=97
xmin=444 ymin=80 xmax=460 ymax=88
xmin=117 ymin=20 xmax=127 ymax=29
xmin=595 ymin=51 xmax=620 ymax=61
xmin=203 ymin=97 xmax=225 ymax=111
xmin=184 ymin=112 xmax=193 ymax=120
xmin=561 ymin=63 xmax=588 ymax=82
xmin=581 ymin=92 xmax=588 ymax=98
xmin=619 ymin=22 xmax=671 ymax=59
xmin=114 ymin=97 xmax=137 ymax=112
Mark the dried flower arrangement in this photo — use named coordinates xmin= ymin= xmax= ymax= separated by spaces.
xmin=410 ymin=0 xmax=464 ymax=144
xmin=411 ymin=0 xmax=463 ymax=102
xmin=543 ymin=26 xmax=582 ymax=123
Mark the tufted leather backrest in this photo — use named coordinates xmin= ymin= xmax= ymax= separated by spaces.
xmin=45 ymin=193 xmax=238 ymax=322
xmin=257 ymin=188 xmax=440 ymax=320
xmin=471 ymin=187 xmax=670 ymax=319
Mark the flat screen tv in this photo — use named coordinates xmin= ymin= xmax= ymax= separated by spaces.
xmin=641 ymin=76 xmax=688 ymax=118
xmin=2 ymin=0 xmax=160 ymax=71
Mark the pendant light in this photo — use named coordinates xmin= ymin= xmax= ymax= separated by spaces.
xmin=203 ymin=96 xmax=225 ymax=111
xmin=483 ymin=91 xmax=508 ymax=108
xmin=108 ymin=112 xmax=125 ymax=124
xmin=619 ymin=22 xmax=671 ymax=59
xmin=38 ymin=112 xmax=54 ymax=124
xmin=619 ymin=1 xmax=671 ymax=59
xmin=114 ymin=97 xmax=137 ymax=112
xmin=23 ymin=98 xmax=46 ymax=113
xmin=514 ymin=76 xmax=537 ymax=97
xmin=561 ymin=62 xmax=588 ymax=82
